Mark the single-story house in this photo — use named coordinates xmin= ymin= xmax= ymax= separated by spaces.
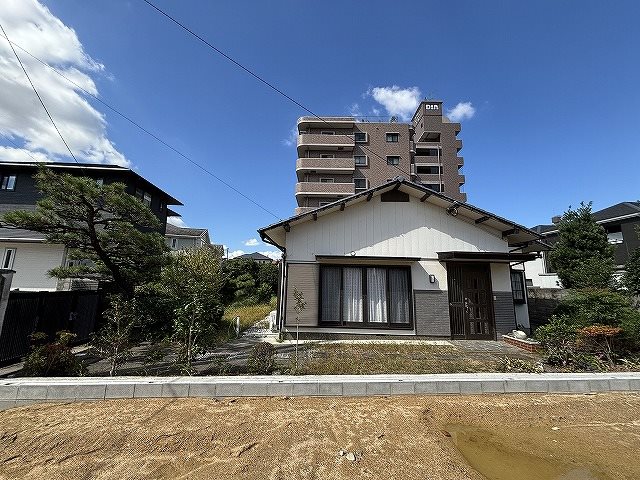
xmin=233 ymin=252 xmax=275 ymax=264
xmin=258 ymin=178 xmax=545 ymax=339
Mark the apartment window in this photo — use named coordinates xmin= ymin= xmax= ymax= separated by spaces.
xmin=423 ymin=132 xmax=441 ymax=142
xmin=320 ymin=265 xmax=411 ymax=327
xmin=416 ymin=165 xmax=442 ymax=175
xmin=424 ymin=183 xmax=442 ymax=192
xmin=2 ymin=248 xmax=15 ymax=270
xmin=354 ymin=132 xmax=367 ymax=143
xmin=387 ymin=156 xmax=400 ymax=166
xmin=320 ymin=154 xmax=335 ymax=159
xmin=354 ymin=178 xmax=367 ymax=191
xmin=0 ymin=175 xmax=17 ymax=191
xmin=511 ymin=270 xmax=526 ymax=304
xmin=354 ymin=155 xmax=367 ymax=166
xmin=423 ymin=148 xmax=440 ymax=156
xmin=386 ymin=133 xmax=399 ymax=143
xmin=321 ymin=131 xmax=334 ymax=135
xmin=319 ymin=178 xmax=335 ymax=183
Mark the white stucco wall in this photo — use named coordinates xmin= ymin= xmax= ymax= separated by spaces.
xmin=0 ymin=242 xmax=65 ymax=291
xmin=524 ymin=256 xmax=560 ymax=289
xmin=166 ymin=236 xmax=201 ymax=250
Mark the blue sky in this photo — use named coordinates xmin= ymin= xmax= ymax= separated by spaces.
xmin=1 ymin=1 xmax=639 ymax=257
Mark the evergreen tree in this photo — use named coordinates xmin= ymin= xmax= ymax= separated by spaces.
xmin=1 ymin=166 xmax=168 ymax=297
xmin=548 ymin=202 xmax=615 ymax=289
xmin=623 ymin=227 xmax=640 ymax=295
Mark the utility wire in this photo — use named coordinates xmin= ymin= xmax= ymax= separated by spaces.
xmin=1 ymin=135 xmax=42 ymax=163
xmin=0 ymin=23 xmax=82 ymax=168
xmin=139 ymin=0 xmax=413 ymax=180
xmin=0 ymin=31 xmax=282 ymax=220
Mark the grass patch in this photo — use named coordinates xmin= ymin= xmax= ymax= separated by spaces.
xmin=291 ymin=343 xmax=518 ymax=375
xmin=222 ymin=297 xmax=277 ymax=332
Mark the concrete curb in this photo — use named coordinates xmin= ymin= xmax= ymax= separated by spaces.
xmin=1 ymin=373 xmax=639 ymax=410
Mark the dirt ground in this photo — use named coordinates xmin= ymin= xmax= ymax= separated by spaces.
xmin=0 ymin=393 xmax=638 ymax=480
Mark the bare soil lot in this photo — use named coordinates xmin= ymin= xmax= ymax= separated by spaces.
xmin=0 ymin=393 xmax=638 ymax=479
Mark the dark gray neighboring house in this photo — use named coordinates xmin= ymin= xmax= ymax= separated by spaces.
xmin=525 ymin=201 xmax=640 ymax=288
xmin=234 ymin=252 xmax=274 ymax=264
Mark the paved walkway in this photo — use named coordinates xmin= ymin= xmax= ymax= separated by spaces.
xmin=0 ymin=372 xmax=639 ymax=410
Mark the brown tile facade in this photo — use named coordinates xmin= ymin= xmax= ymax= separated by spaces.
xmin=295 ymin=101 xmax=466 ymax=212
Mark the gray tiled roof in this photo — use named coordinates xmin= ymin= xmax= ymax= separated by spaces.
xmin=165 ymin=224 xmax=208 ymax=237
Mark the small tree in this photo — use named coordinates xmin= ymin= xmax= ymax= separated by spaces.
xmin=623 ymin=227 xmax=640 ymax=296
xmin=92 ymin=295 xmax=136 ymax=376
xmin=548 ymin=202 xmax=615 ymax=289
xmin=161 ymin=247 xmax=225 ymax=374
xmin=1 ymin=166 xmax=168 ymax=298
xmin=293 ymin=286 xmax=306 ymax=369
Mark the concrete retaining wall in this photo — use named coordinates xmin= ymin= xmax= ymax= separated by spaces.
xmin=1 ymin=373 xmax=639 ymax=410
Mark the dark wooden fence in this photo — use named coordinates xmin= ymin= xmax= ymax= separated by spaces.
xmin=0 ymin=290 xmax=103 ymax=365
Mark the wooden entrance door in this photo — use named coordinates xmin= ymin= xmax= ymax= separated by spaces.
xmin=447 ymin=263 xmax=494 ymax=340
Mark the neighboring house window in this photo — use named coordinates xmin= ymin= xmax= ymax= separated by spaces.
xmin=511 ymin=270 xmax=526 ymax=303
xmin=96 ymin=178 xmax=104 ymax=186
xmin=543 ymin=251 xmax=556 ymax=274
xmin=386 ymin=133 xmax=399 ymax=143
xmin=0 ymin=175 xmax=17 ymax=191
xmin=354 ymin=132 xmax=367 ymax=142
xmin=354 ymin=178 xmax=367 ymax=191
xmin=387 ymin=156 xmax=400 ymax=166
xmin=143 ymin=192 xmax=152 ymax=207
xmin=320 ymin=265 xmax=411 ymax=326
xmin=605 ymin=225 xmax=623 ymax=244
xmin=2 ymin=248 xmax=15 ymax=269
xmin=135 ymin=188 xmax=144 ymax=200
xmin=319 ymin=178 xmax=335 ymax=183
xmin=159 ymin=200 xmax=165 ymax=211
xmin=354 ymin=155 xmax=367 ymax=166
xmin=171 ymin=238 xmax=177 ymax=249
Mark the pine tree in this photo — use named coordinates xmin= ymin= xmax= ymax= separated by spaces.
xmin=623 ymin=227 xmax=640 ymax=295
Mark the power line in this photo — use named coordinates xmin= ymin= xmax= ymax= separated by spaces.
xmin=0 ymin=32 xmax=282 ymax=220
xmin=139 ymin=0 xmax=413 ymax=180
xmin=0 ymin=23 xmax=81 ymax=168
xmin=1 ymin=135 xmax=42 ymax=163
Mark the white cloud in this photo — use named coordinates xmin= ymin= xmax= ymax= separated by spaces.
xmin=167 ymin=216 xmax=187 ymax=227
xmin=347 ymin=103 xmax=362 ymax=117
xmin=446 ymin=102 xmax=476 ymax=122
xmin=282 ymin=126 xmax=297 ymax=147
xmin=368 ymin=86 xmax=422 ymax=121
xmin=0 ymin=0 xmax=128 ymax=166
xmin=243 ymin=238 xmax=259 ymax=246
xmin=228 ymin=250 xmax=245 ymax=259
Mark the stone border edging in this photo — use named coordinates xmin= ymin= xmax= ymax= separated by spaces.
xmin=1 ymin=373 xmax=639 ymax=410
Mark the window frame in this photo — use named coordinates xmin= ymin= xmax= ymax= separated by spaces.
xmin=319 ymin=178 xmax=335 ymax=183
xmin=510 ymin=270 xmax=526 ymax=304
xmin=318 ymin=264 xmax=413 ymax=329
xmin=2 ymin=248 xmax=16 ymax=270
xmin=353 ymin=178 xmax=368 ymax=191
xmin=385 ymin=132 xmax=399 ymax=143
xmin=320 ymin=130 xmax=335 ymax=135
xmin=0 ymin=174 xmax=17 ymax=191
xmin=320 ymin=154 xmax=335 ymax=159
xmin=353 ymin=155 xmax=368 ymax=166
xmin=354 ymin=132 xmax=367 ymax=143
xmin=386 ymin=156 xmax=400 ymax=166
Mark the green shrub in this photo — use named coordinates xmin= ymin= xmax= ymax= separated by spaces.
xmin=496 ymin=356 xmax=541 ymax=373
xmin=554 ymin=289 xmax=637 ymax=328
xmin=620 ymin=313 xmax=640 ymax=351
xmin=22 ymin=331 xmax=84 ymax=377
xmin=534 ymin=315 xmax=579 ymax=366
xmin=248 ymin=342 xmax=276 ymax=374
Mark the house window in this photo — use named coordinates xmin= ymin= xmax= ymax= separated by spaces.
xmin=354 ymin=155 xmax=367 ymax=166
xmin=605 ymin=225 xmax=623 ymax=244
xmin=0 ymin=175 xmax=17 ymax=191
xmin=354 ymin=178 xmax=367 ymax=191
xmin=543 ymin=252 xmax=556 ymax=274
xmin=511 ymin=270 xmax=526 ymax=303
xmin=320 ymin=265 xmax=412 ymax=327
xmin=95 ymin=178 xmax=104 ymax=186
xmin=2 ymin=248 xmax=15 ymax=269
xmin=319 ymin=178 xmax=335 ymax=183
xmin=387 ymin=156 xmax=400 ymax=166
xmin=424 ymin=183 xmax=442 ymax=192
xmin=171 ymin=238 xmax=177 ymax=249
xmin=354 ymin=132 xmax=367 ymax=142
xmin=143 ymin=192 xmax=152 ymax=207
xmin=386 ymin=133 xmax=399 ymax=143
xmin=320 ymin=154 xmax=335 ymax=159
xmin=135 ymin=188 xmax=144 ymax=200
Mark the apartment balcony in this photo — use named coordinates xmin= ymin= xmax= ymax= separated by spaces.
xmin=297 ymin=117 xmax=355 ymax=130
xmin=295 ymin=181 xmax=355 ymax=198
xmin=457 ymin=156 xmax=464 ymax=167
xmin=455 ymin=139 xmax=463 ymax=152
xmin=297 ymin=133 xmax=355 ymax=156
xmin=458 ymin=174 xmax=466 ymax=185
xmin=296 ymin=157 xmax=355 ymax=175
xmin=415 ymin=141 xmax=441 ymax=152
xmin=414 ymin=155 xmax=442 ymax=165
xmin=414 ymin=173 xmax=443 ymax=184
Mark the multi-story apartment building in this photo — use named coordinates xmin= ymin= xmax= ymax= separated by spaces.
xmin=295 ymin=100 xmax=465 ymax=214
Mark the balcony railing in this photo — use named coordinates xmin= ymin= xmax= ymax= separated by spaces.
xmin=295 ymin=182 xmax=355 ymax=197
xmin=297 ymin=133 xmax=355 ymax=151
xmin=296 ymin=157 xmax=355 ymax=174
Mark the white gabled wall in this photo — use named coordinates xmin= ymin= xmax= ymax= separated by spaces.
xmin=0 ymin=242 xmax=66 ymax=291
xmin=286 ymin=196 xmax=510 ymax=262
xmin=524 ymin=256 xmax=561 ymax=289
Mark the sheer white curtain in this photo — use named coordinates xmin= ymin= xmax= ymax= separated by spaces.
xmin=343 ymin=267 xmax=363 ymax=322
xmin=367 ymin=268 xmax=387 ymax=323
xmin=389 ymin=269 xmax=410 ymax=323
